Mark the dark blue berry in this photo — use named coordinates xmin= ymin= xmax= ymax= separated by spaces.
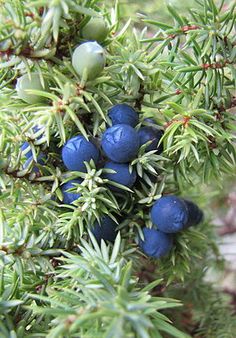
xmin=183 ymin=199 xmax=204 ymax=228
xmin=21 ymin=142 xmax=33 ymax=159
xmin=101 ymin=124 xmax=139 ymax=163
xmin=151 ymin=196 xmax=189 ymax=233
xmin=91 ymin=216 xmax=117 ymax=243
xmin=108 ymin=104 xmax=138 ymax=127
xmin=61 ymin=179 xmax=82 ymax=204
xmin=23 ymin=152 xmax=46 ymax=173
xmin=32 ymin=125 xmax=44 ymax=139
xmin=103 ymin=161 xmax=137 ymax=191
xmin=139 ymin=227 xmax=173 ymax=258
xmin=138 ymin=127 xmax=163 ymax=153
xmin=62 ymin=135 xmax=99 ymax=172
xmin=143 ymin=118 xmax=156 ymax=125
xmin=21 ymin=125 xmax=44 ymax=158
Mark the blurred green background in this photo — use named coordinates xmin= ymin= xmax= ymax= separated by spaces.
xmin=104 ymin=0 xmax=232 ymax=23
xmin=119 ymin=0 xmax=197 ymax=20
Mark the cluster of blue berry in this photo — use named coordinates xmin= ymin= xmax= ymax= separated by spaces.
xmin=20 ymin=103 xmax=203 ymax=257
xmin=17 ymin=18 xmax=203 ymax=259
xmin=140 ymin=196 xmax=203 ymax=258
xmin=60 ymin=102 xmax=163 ymax=243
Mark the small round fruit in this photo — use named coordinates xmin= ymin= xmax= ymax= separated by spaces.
xmin=23 ymin=152 xmax=46 ymax=173
xmin=21 ymin=142 xmax=33 ymax=159
xmin=91 ymin=216 xmax=117 ymax=244
xmin=143 ymin=118 xmax=156 ymax=125
xmin=32 ymin=125 xmax=44 ymax=139
xmin=61 ymin=179 xmax=82 ymax=204
xmin=62 ymin=135 xmax=99 ymax=172
xmin=183 ymin=199 xmax=204 ymax=228
xmin=0 ymin=39 xmax=11 ymax=52
xmin=16 ymin=73 xmax=48 ymax=104
xmin=151 ymin=196 xmax=189 ymax=233
xmin=139 ymin=227 xmax=173 ymax=258
xmin=108 ymin=104 xmax=138 ymax=127
xmin=138 ymin=127 xmax=163 ymax=153
xmin=103 ymin=161 xmax=137 ymax=191
xmin=101 ymin=124 xmax=140 ymax=163
xmin=21 ymin=125 xmax=44 ymax=158
xmin=81 ymin=17 xmax=108 ymax=43
xmin=72 ymin=42 xmax=106 ymax=80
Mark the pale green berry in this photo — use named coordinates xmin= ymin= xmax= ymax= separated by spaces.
xmin=0 ymin=39 xmax=11 ymax=51
xmin=72 ymin=41 xmax=106 ymax=81
xmin=81 ymin=17 xmax=108 ymax=43
xmin=16 ymin=73 xmax=48 ymax=104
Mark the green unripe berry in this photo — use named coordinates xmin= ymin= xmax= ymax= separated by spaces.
xmin=81 ymin=17 xmax=108 ymax=43
xmin=14 ymin=29 xmax=26 ymax=40
xmin=72 ymin=41 xmax=106 ymax=81
xmin=16 ymin=73 xmax=48 ymax=104
xmin=0 ymin=39 xmax=11 ymax=52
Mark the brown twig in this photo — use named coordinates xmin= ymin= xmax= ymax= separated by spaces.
xmin=201 ymin=60 xmax=234 ymax=69
xmin=134 ymin=83 xmax=145 ymax=111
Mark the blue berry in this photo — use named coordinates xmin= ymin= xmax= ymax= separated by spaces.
xmin=103 ymin=161 xmax=137 ymax=191
xmin=62 ymin=135 xmax=99 ymax=172
xmin=146 ymin=173 xmax=158 ymax=184
xmin=91 ymin=216 xmax=117 ymax=243
xmin=139 ymin=227 xmax=173 ymax=258
xmin=32 ymin=125 xmax=44 ymax=139
xmin=101 ymin=124 xmax=140 ymax=163
xmin=151 ymin=196 xmax=189 ymax=233
xmin=138 ymin=127 xmax=163 ymax=153
xmin=108 ymin=104 xmax=138 ymax=127
xmin=144 ymin=118 xmax=156 ymax=125
xmin=61 ymin=179 xmax=82 ymax=204
xmin=72 ymin=42 xmax=106 ymax=80
xmin=183 ymin=199 xmax=204 ymax=228
xmin=21 ymin=142 xmax=33 ymax=159
xmin=21 ymin=125 xmax=44 ymax=158
xmin=23 ymin=153 xmax=46 ymax=173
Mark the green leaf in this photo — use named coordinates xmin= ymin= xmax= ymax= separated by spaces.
xmin=142 ymin=20 xmax=172 ymax=30
xmin=109 ymin=232 xmax=121 ymax=264
xmin=167 ymin=5 xmax=185 ymax=25
xmin=166 ymin=102 xmax=186 ymax=115
xmin=65 ymin=106 xmax=88 ymax=140
xmin=177 ymin=66 xmax=203 ymax=72
xmin=142 ymin=279 xmax=163 ymax=292
xmin=153 ymin=318 xmax=190 ymax=338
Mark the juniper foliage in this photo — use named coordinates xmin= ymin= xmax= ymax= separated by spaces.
xmin=0 ymin=0 xmax=235 ymax=337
